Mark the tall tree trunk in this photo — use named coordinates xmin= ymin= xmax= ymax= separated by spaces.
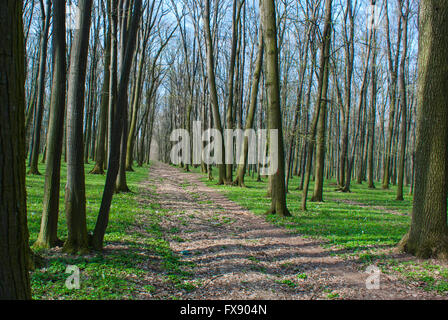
xmin=225 ymin=0 xmax=244 ymax=183
xmin=339 ymin=0 xmax=354 ymax=188
xmin=234 ymin=29 xmax=264 ymax=187
xmin=396 ymin=1 xmax=409 ymax=201
xmin=311 ymin=15 xmax=332 ymax=202
xmin=28 ymin=0 xmax=52 ymax=175
xmin=92 ymin=0 xmax=142 ymax=250
xmin=126 ymin=42 xmax=146 ymax=172
xmin=107 ymin=0 xmax=118 ymax=169
xmin=261 ymin=0 xmax=290 ymax=217
xmin=398 ymin=0 xmax=448 ymax=259
xmin=35 ymin=0 xmax=67 ymax=249
xmin=84 ymin=14 xmax=100 ymax=164
xmin=0 ymin=0 xmax=31 ymax=299
xmin=302 ymin=0 xmax=332 ymax=210
xmin=116 ymin=100 xmax=131 ymax=192
xmin=63 ymin=0 xmax=93 ymax=254
xmin=90 ymin=20 xmax=111 ymax=175
xmin=204 ymin=0 xmax=226 ymax=185
xmin=382 ymin=3 xmax=402 ymax=189
xmin=367 ymin=5 xmax=377 ymax=189
xmin=285 ymin=21 xmax=311 ymax=192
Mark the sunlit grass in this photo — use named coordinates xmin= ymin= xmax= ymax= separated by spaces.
xmin=28 ymin=161 xmax=191 ymax=300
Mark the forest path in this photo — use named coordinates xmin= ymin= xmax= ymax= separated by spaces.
xmin=142 ymin=161 xmax=443 ymax=300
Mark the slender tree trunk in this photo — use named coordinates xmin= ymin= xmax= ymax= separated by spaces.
xmin=84 ymin=16 xmax=99 ymax=164
xmin=116 ymin=100 xmax=131 ymax=192
xmin=382 ymin=3 xmax=402 ymax=189
xmin=91 ymin=22 xmax=111 ymax=174
xmin=285 ymin=23 xmax=311 ymax=192
xmin=125 ymin=44 xmax=146 ymax=172
xmin=367 ymin=11 xmax=377 ymax=189
xmin=29 ymin=0 xmax=52 ymax=175
xmin=234 ymin=29 xmax=264 ymax=187
xmin=261 ymin=0 xmax=290 ymax=217
xmin=302 ymin=0 xmax=332 ymax=210
xmin=396 ymin=1 xmax=409 ymax=201
xmin=63 ymin=0 xmax=93 ymax=254
xmin=92 ymin=0 xmax=142 ymax=250
xmin=204 ymin=0 xmax=226 ymax=184
xmin=339 ymin=0 xmax=354 ymax=188
xmin=225 ymin=0 xmax=244 ymax=183
xmin=107 ymin=0 xmax=118 ymax=169
xmin=35 ymin=0 xmax=67 ymax=249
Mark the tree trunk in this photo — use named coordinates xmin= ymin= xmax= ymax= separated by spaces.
xmin=0 ymin=0 xmax=32 ymax=299
xmin=396 ymin=1 xmax=409 ymax=201
xmin=261 ymin=0 xmax=290 ymax=217
xmin=92 ymin=0 xmax=142 ymax=250
xmin=28 ymin=0 xmax=52 ymax=175
xmin=234 ymin=29 xmax=264 ymax=187
xmin=302 ymin=0 xmax=332 ymax=209
xmin=63 ymin=0 xmax=93 ymax=254
xmin=35 ymin=0 xmax=67 ymax=249
xmin=204 ymin=0 xmax=226 ymax=185
xmin=90 ymin=20 xmax=111 ymax=175
xmin=398 ymin=0 xmax=448 ymax=259
xmin=382 ymin=3 xmax=402 ymax=189
xmin=367 ymin=7 xmax=377 ymax=189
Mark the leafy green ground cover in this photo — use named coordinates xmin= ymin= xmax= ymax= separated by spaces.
xmin=28 ymin=162 xmax=191 ymax=299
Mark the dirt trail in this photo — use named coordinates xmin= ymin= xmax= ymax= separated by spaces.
xmin=142 ymin=162 xmax=445 ymax=300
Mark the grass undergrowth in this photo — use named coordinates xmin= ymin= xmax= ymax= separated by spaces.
xmin=28 ymin=161 xmax=190 ymax=300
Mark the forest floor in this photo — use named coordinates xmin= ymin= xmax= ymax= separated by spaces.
xmin=136 ymin=162 xmax=448 ymax=300
xmin=28 ymin=161 xmax=448 ymax=299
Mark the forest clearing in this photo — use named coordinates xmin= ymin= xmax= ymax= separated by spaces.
xmin=2 ymin=0 xmax=448 ymax=304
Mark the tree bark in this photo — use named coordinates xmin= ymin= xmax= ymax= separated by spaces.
xmin=63 ymin=0 xmax=93 ymax=254
xmin=0 ymin=0 xmax=32 ymax=299
xmin=398 ymin=0 xmax=448 ymax=259
xmin=28 ymin=0 xmax=52 ymax=175
xmin=90 ymin=21 xmax=111 ymax=175
xmin=382 ymin=2 xmax=402 ymax=189
xmin=35 ymin=0 xmax=67 ymax=249
xmin=234 ymin=29 xmax=264 ymax=187
xmin=396 ymin=0 xmax=409 ymax=201
xmin=203 ymin=0 xmax=226 ymax=185
xmin=302 ymin=0 xmax=332 ymax=209
xmin=92 ymin=0 xmax=142 ymax=250
xmin=261 ymin=0 xmax=290 ymax=217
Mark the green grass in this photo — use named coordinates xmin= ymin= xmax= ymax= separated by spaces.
xmin=275 ymin=279 xmax=297 ymax=288
xmin=188 ymin=166 xmax=448 ymax=295
xmin=28 ymin=161 xmax=191 ymax=300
